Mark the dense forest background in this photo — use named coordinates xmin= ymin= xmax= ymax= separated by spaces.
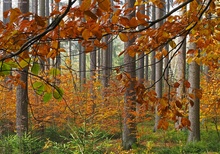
xmin=0 ymin=0 xmax=219 ymax=153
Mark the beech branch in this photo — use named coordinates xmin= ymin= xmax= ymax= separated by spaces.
xmin=0 ymin=0 xmax=76 ymax=61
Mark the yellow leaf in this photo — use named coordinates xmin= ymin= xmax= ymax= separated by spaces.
xmin=10 ymin=8 xmax=21 ymax=23
xmin=80 ymin=0 xmax=91 ymax=11
xmin=134 ymin=0 xmax=143 ymax=6
xmin=51 ymin=41 xmax=58 ymax=49
xmin=19 ymin=58 xmax=30 ymax=68
xmin=169 ymin=40 xmax=176 ymax=49
xmin=112 ymin=15 xmax=119 ymax=24
xmin=82 ymin=29 xmax=90 ymax=41
xmin=119 ymin=32 xmax=128 ymax=42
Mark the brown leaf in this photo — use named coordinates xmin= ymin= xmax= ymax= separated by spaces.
xmin=184 ymin=80 xmax=190 ymax=88
xmin=195 ymin=89 xmax=202 ymax=99
xmin=173 ymin=82 xmax=180 ymax=88
xmin=175 ymin=100 xmax=182 ymax=109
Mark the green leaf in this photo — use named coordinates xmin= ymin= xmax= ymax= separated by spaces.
xmin=31 ymin=63 xmax=40 ymax=75
xmin=49 ymin=68 xmax=61 ymax=76
xmin=33 ymin=81 xmax=45 ymax=95
xmin=1 ymin=63 xmax=11 ymax=75
xmin=53 ymin=86 xmax=63 ymax=100
xmin=43 ymin=93 xmax=52 ymax=103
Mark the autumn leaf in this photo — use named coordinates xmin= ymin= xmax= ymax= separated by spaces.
xmin=195 ymin=89 xmax=202 ymax=99
xmin=175 ymin=100 xmax=182 ymax=109
xmin=173 ymin=82 xmax=180 ymax=88
xmin=54 ymin=0 xmax=61 ymax=3
xmin=119 ymin=32 xmax=128 ymax=42
xmin=9 ymin=8 xmax=21 ymax=23
xmin=97 ymin=0 xmax=110 ymax=11
xmin=112 ymin=15 xmax=119 ymax=24
xmin=80 ymin=0 xmax=91 ymax=11
xmin=181 ymin=117 xmax=191 ymax=127
xmin=184 ymin=80 xmax=190 ymax=88
xmin=84 ymin=10 xmax=97 ymax=20
xmin=129 ymin=17 xmax=138 ymax=28
xmin=169 ymin=40 xmax=176 ymax=49
xmin=82 ymin=29 xmax=91 ymax=41
xmin=162 ymin=48 xmax=168 ymax=57
xmin=158 ymin=119 xmax=169 ymax=130
xmin=35 ymin=14 xmax=46 ymax=27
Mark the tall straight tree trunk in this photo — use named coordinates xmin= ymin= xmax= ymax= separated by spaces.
xmin=16 ymin=0 xmax=29 ymax=137
xmin=122 ymin=0 xmax=137 ymax=150
xmin=90 ymin=49 xmax=96 ymax=78
xmin=102 ymin=36 xmax=112 ymax=87
xmin=3 ymin=0 xmax=11 ymax=23
xmin=150 ymin=5 xmax=156 ymax=84
xmin=137 ymin=2 xmax=145 ymax=117
xmin=154 ymin=0 xmax=164 ymax=132
xmin=188 ymin=42 xmax=200 ymax=142
xmin=78 ymin=0 xmax=86 ymax=90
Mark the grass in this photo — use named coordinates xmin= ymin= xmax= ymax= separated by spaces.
xmin=0 ymin=121 xmax=219 ymax=153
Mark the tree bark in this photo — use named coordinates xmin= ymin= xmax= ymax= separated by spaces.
xmin=122 ymin=0 xmax=137 ymax=150
xmin=16 ymin=0 xmax=29 ymax=137
xmin=154 ymin=0 xmax=164 ymax=132
xmin=188 ymin=43 xmax=200 ymax=142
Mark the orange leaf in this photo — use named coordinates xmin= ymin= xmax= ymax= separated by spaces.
xmin=97 ymin=0 xmax=110 ymax=11
xmin=9 ymin=8 xmax=21 ymax=22
xmin=158 ymin=119 xmax=169 ymax=130
xmin=82 ymin=29 xmax=90 ymax=41
xmin=162 ymin=48 xmax=168 ymax=57
xmin=119 ymin=17 xmax=129 ymax=27
xmin=80 ymin=0 xmax=91 ymax=11
xmin=112 ymin=15 xmax=119 ymax=24
xmin=51 ymin=41 xmax=58 ymax=49
xmin=129 ymin=17 xmax=138 ymax=28
xmin=54 ymin=0 xmax=61 ymax=3
xmin=181 ymin=117 xmax=191 ymax=127
xmin=119 ymin=32 xmax=128 ymax=42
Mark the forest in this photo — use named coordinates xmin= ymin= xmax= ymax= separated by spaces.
xmin=0 ymin=0 xmax=219 ymax=153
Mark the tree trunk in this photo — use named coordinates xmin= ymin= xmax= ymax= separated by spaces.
xmin=122 ymin=0 xmax=137 ymax=150
xmin=188 ymin=43 xmax=200 ymax=142
xmin=102 ymin=36 xmax=112 ymax=87
xmin=16 ymin=0 xmax=29 ymax=137
xmin=3 ymin=0 xmax=11 ymax=23
xmin=154 ymin=0 xmax=164 ymax=132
